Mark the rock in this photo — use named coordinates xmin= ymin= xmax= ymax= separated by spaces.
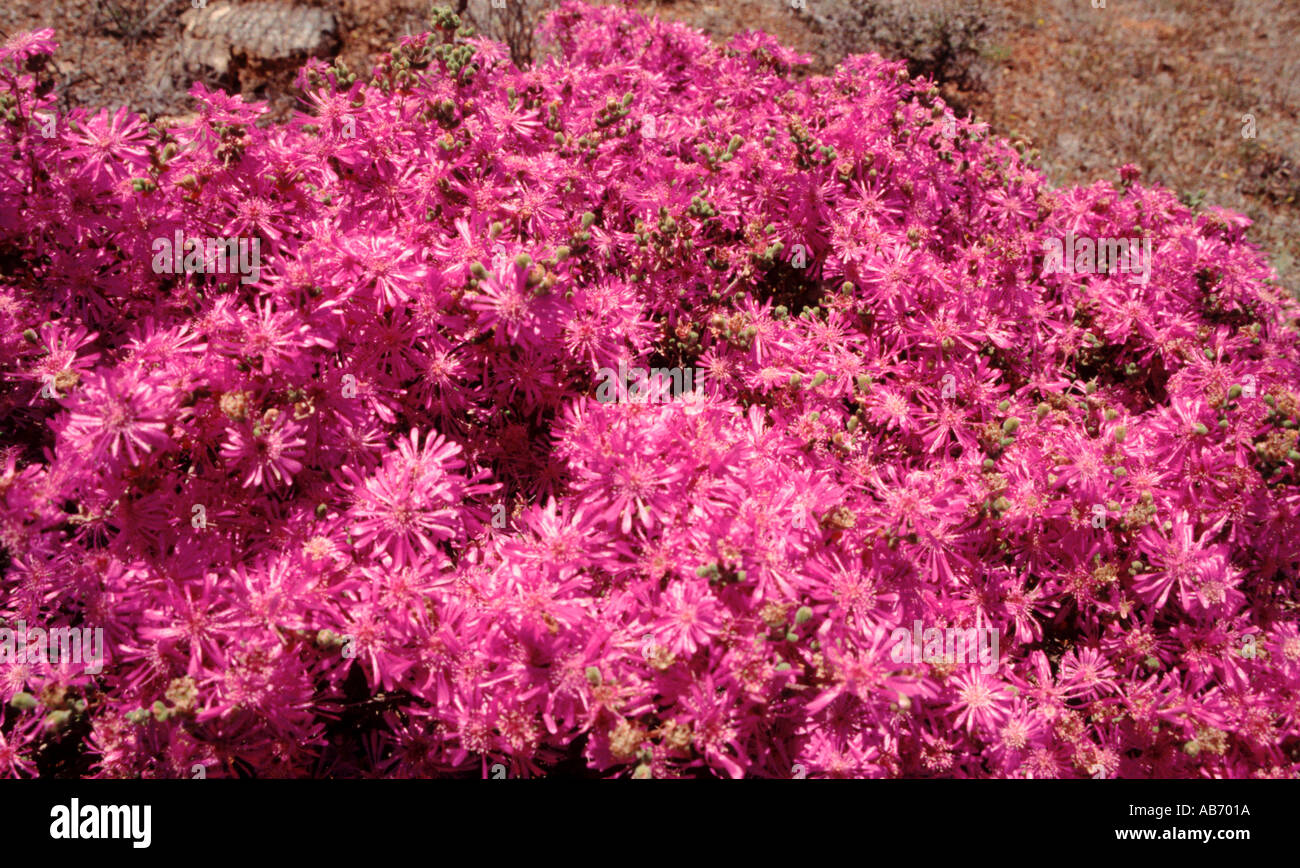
xmin=180 ymin=2 xmax=338 ymax=77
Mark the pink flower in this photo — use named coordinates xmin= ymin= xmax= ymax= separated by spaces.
xmin=221 ymin=413 xmax=306 ymax=489
xmin=649 ymin=579 xmax=721 ymax=657
xmin=948 ymin=670 xmax=1013 ymax=733
xmin=60 ymin=372 xmax=175 ymax=466
xmin=341 ymin=429 xmax=489 ymax=567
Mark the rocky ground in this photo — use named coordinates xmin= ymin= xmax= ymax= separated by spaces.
xmin=2 ymin=0 xmax=1295 ymax=290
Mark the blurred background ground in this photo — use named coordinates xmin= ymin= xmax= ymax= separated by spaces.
xmin=1 ymin=0 xmax=1294 ymax=291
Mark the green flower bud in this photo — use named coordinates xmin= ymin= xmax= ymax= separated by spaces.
xmin=810 ymin=371 xmax=828 ymax=388
xmin=45 ymin=710 xmax=72 ymax=732
xmin=585 ymin=666 xmax=601 ymax=686
xmin=1228 ymin=384 xmax=1243 ymax=400
xmin=9 ymin=692 xmax=37 ymax=711
xmin=1192 ymin=423 xmax=1209 ymax=436
xmin=581 ymin=211 xmax=597 ymax=228
xmin=795 ymin=606 xmax=813 ymax=624
xmin=1002 ymin=416 xmax=1020 ymax=434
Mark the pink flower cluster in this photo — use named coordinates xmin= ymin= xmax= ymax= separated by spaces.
xmin=1 ymin=4 xmax=1299 ymax=778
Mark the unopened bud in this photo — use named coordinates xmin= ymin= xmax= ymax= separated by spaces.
xmin=9 ymin=692 xmax=37 ymax=711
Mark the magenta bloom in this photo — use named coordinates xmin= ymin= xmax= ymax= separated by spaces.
xmin=59 ymin=372 xmax=175 ymax=466
xmin=342 ymin=429 xmax=490 ymax=567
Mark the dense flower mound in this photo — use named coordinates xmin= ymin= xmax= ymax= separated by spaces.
xmin=1 ymin=4 xmax=1299 ymax=778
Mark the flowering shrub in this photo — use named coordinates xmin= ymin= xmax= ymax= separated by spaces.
xmin=1 ymin=3 xmax=1299 ymax=779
